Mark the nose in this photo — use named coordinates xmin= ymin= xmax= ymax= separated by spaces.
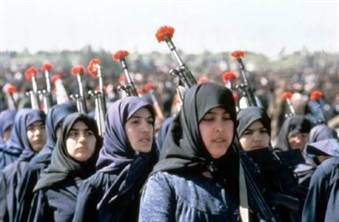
xmin=78 ymin=133 xmax=86 ymax=143
xmin=141 ymin=121 xmax=152 ymax=133
xmin=215 ymin=122 xmax=225 ymax=133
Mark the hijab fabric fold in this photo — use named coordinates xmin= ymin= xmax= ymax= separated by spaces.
xmin=152 ymin=83 xmax=238 ymax=181
xmin=34 ymin=113 xmax=101 ymax=191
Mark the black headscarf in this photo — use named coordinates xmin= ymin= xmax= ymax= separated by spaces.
xmin=237 ymin=106 xmax=271 ymax=138
xmin=96 ymin=96 xmax=157 ymax=173
xmin=34 ymin=113 xmax=102 ymax=191
xmin=274 ymin=115 xmax=312 ymax=151
xmin=152 ymin=83 xmax=238 ymax=188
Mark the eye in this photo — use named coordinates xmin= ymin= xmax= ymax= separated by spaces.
xmin=86 ymin=130 xmax=94 ymax=136
xmin=201 ymin=114 xmax=214 ymax=122
xmin=243 ymin=130 xmax=253 ymax=136
xmin=69 ymin=131 xmax=78 ymax=137
xmin=260 ymin=129 xmax=268 ymax=134
xmin=147 ymin=118 xmax=154 ymax=125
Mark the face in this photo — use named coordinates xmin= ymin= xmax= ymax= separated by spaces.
xmin=199 ymin=107 xmax=234 ymax=159
xmin=27 ymin=121 xmax=46 ymax=152
xmin=239 ymin=121 xmax=270 ymax=151
xmin=2 ymin=126 xmax=12 ymax=142
xmin=125 ymin=108 xmax=154 ymax=153
xmin=66 ymin=121 xmax=97 ymax=162
xmin=288 ymin=132 xmax=309 ymax=150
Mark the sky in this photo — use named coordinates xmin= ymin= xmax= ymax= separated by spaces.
xmin=1 ymin=0 xmax=338 ymax=58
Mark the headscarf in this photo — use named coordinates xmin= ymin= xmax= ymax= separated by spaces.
xmin=94 ymin=96 xmax=157 ymax=208
xmin=34 ymin=113 xmax=102 ymax=190
xmin=274 ymin=115 xmax=312 ymax=151
xmin=308 ymin=124 xmax=337 ymax=143
xmin=29 ymin=102 xmax=77 ymax=167
xmin=0 ymin=109 xmax=16 ymax=145
xmin=237 ymin=106 xmax=271 ymax=138
xmin=306 ymin=139 xmax=339 ymax=157
xmin=152 ymin=83 xmax=238 ymax=188
xmin=305 ymin=124 xmax=338 ymax=158
xmin=96 ymin=96 xmax=157 ymax=172
xmin=5 ymin=108 xmax=45 ymax=160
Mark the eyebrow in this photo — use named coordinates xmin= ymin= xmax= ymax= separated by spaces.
xmin=70 ymin=127 xmax=90 ymax=131
xmin=130 ymin=115 xmax=153 ymax=119
xmin=246 ymin=126 xmax=267 ymax=131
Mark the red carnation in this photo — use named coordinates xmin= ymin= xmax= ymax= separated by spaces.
xmin=230 ymin=50 xmax=245 ymax=58
xmin=143 ymin=81 xmax=154 ymax=93
xmin=281 ymin=91 xmax=293 ymax=100
xmin=222 ymin=71 xmax=236 ymax=81
xmin=155 ymin=26 xmax=175 ymax=42
xmin=310 ymin=90 xmax=323 ymax=100
xmin=51 ymin=74 xmax=62 ymax=84
xmin=87 ymin=58 xmax=101 ymax=77
xmin=112 ymin=50 xmax=129 ymax=61
xmin=70 ymin=65 xmax=85 ymax=75
xmin=24 ymin=66 xmax=38 ymax=80
xmin=41 ymin=63 xmax=53 ymax=72
xmin=3 ymin=83 xmax=17 ymax=94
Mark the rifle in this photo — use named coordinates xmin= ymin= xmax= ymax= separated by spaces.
xmin=281 ymin=91 xmax=296 ymax=118
xmin=87 ymin=58 xmax=107 ymax=136
xmin=112 ymin=50 xmax=138 ymax=97
xmin=230 ymin=51 xmax=261 ymax=108
xmin=70 ymin=65 xmax=87 ymax=113
xmin=236 ymin=145 xmax=279 ymax=222
xmin=155 ymin=25 xmax=197 ymax=99
xmin=40 ymin=62 xmax=54 ymax=113
xmin=24 ymin=66 xmax=40 ymax=110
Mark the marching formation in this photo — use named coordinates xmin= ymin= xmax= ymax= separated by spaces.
xmin=0 ymin=25 xmax=338 ymax=222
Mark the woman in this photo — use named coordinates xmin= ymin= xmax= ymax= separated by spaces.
xmin=139 ymin=83 xmax=240 ymax=221
xmin=237 ymin=107 xmax=300 ymax=221
xmin=30 ymin=113 xmax=102 ymax=222
xmin=72 ymin=96 xmax=157 ymax=222
xmin=0 ymin=109 xmax=44 ymax=170
xmin=302 ymin=137 xmax=339 ymax=222
xmin=0 ymin=108 xmax=46 ymax=222
xmin=15 ymin=102 xmax=77 ymax=222
xmin=0 ymin=109 xmax=16 ymax=145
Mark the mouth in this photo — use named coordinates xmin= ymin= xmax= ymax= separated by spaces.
xmin=139 ymin=138 xmax=151 ymax=143
xmin=212 ymin=138 xmax=226 ymax=143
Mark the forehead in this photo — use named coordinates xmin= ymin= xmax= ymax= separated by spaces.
xmin=28 ymin=120 xmax=44 ymax=127
xmin=71 ymin=121 xmax=89 ymax=130
xmin=206 ymin=107 xmax=228 ymax=114
xmin=247 ymin=120 xmax=265 ymax=129
xmin=130 ymin=108 xmax=152 ymax=118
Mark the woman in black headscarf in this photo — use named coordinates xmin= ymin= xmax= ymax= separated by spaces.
xmin=72 ymin=96 xmax=157 ymax=222
xmin=237 ymin=107 xmax=300 ymax=221
xmin=30 ymin=113 xmax=101 ymax=222
xmin=139 ymin=83 xmax=240 ymax=221
xmin=15 ymin=102 xmax=77 ymax=222
xmin=0 ymin=108 xmax=46 ymax=222
xmin=302 ymin=136 xmax=339 ymax=222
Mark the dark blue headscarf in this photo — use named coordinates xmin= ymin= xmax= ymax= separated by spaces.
xmin=34 ymin=113 xmax=102 ymax=190
xmin=274 ymin=115 xmax=312 ymax=151
xmin=0 ymin=109 xmax=16 ymax=146
xmin=96 ymin=96 xmax=157 ymax=173
xmin=29 ymin=102 xmax=77 ymax=167
xmin=5 ymin=109 xmax=45 ymax=160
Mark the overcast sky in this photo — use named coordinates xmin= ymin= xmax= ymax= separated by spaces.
xmin=1 ymin=0 xmax=338 ymax=58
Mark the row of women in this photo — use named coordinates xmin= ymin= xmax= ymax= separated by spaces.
xmin=0 ymin=82 xmax=338 ymax=222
